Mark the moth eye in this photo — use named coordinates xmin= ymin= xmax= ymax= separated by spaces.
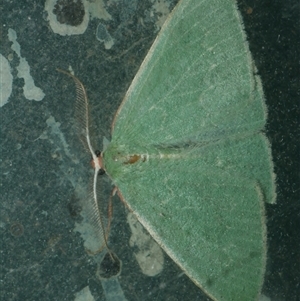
xmin=95 ymin=149 xmax=101 ymax=157
xmin=98 ymin=168 xmax=105 ymax=175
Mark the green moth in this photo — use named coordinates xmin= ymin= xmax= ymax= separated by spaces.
xmin=61 ymin=0 xmax=276 ymax=300
xmin=102 ymin=0 xmax=276 ymax=300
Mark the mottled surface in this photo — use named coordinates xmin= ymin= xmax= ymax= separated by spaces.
xmin=0 ymin=0 xmax=299 ymax=300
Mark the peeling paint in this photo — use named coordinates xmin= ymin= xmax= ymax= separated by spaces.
xmin=127 ymin=212 xmax=164 ymax=277
xmin=74 ymin=286 xmax=95 ymax=301
xmin=96 ymin=23 xmax=114 ymax=49
xmin=8 ymin=29 xmax=45 ymax=101
xmin=0 ymin=54 xmax=13 ymax=107
xmin=151 ymin=0 xmax=172 ymax=30
xmin=44 ymin=0 xmax=111 ymax=36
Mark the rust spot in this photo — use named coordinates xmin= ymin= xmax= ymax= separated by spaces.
xmin=246 ymin=7 xmax=253 ymax=15
xmin=10 ymin=222 xmax=24 ymax=237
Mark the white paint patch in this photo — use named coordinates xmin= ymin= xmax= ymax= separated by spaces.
xmin=96 ymin=23 xmax=114 ymax=49
xmin=44 ymin=0 xmax=111 ymax=36
xmin=73 ymin=210 xmax=105 ymax=254
xmin=44 ymin=0 xmax=89 ymax=35
xmin=100 ymin=277 xmax=129 ymax=301
xmin=42 ymin=115 xmax=104 ymax=253
xmin=127 ymin=212 xmax=164 ymax=277
xmin=89 ymin=0 xmax=112 ymax=21
xmin=45 ymin=116 xmax=79 ymax=163
xmin=8 ymin=29 xmax=45 ymax=101
xmin=259 ymin=294 xmax=271 ymax=301
xmin=150 ymin=0 xmax=171 ymax=30
xmin=0 ymin=54 xmax=13 ymax=107
xmin=74 ymin=286 xmax=95 ymax=301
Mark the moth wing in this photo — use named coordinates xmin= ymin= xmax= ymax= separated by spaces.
xmin=113 ymin=135 xmax=270 ymax=301
xmin=111 ymin=0 xmax=266 ymax=147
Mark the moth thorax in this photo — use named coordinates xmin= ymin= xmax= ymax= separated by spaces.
xmin=124 ymin=154 xmax=148 ymax=164
xmin=91 ymin=156 xmax=104 ymax=169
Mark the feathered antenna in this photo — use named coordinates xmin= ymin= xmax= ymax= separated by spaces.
xmin=57 ymin=68 xmax=113 ymax=260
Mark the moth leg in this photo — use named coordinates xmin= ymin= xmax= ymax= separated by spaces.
xmin=116 ymin=188 xmax=131 ymax=209
xmin=106 ymin=186 xmax=131 ymax=237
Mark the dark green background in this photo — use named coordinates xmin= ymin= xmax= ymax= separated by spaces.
xmin=0 ymin=0 xmax=299 ymax=300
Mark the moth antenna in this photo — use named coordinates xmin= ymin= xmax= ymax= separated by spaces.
xmin=56 ymin=68 xmax=93 ymax=154
xmin=90 ymin=166 xmax=114 ymax=260
xmin=57 ymin=68 xmax=114 ymax=260
xmin=106 ymin=187 xmax=117 ymax=238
